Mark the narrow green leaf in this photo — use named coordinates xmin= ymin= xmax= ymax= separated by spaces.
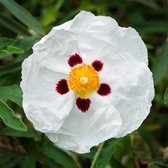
xmin=138 ymin=127 xmax=158 ymax=157
xmin=91 ymin=138 xmax=123 ymax=168
xmin=137 ymin=21 xmax=168 ymax=33
xmin=153 ymin=157 xmax=168 ymax=167
xmin=153 ymin=40 xmax=168 ymax=84
xmin=148 ymin=164 xmax=159 ymax=168
xmin=1 ymin=0 xmax=44 ymax=35
xmin=0 ymin=53 xmax=10 ymax=59
xmin=58 ymin=9 xmax=80 ymax=25
xmin=40 ymin=142 xmax=79 ymax=168
xmin=0 ymin=13 xmax=29 ymax=35
xmin=0 ymin=38 xmax=13 ymax=49
xmin=0 ymin=37 xmax=35 ymax=59
xmin=164 ymin=87 xmax=168 ymax=104
xmin=13 ymin=36 xmax=37 ymax=51
xmin=0 ymin=62 xmax=21 ymax=77
xmin=1 ymin=45 xmax=25 ymax=54
xmin=0 ymin=151 xmax=22 ymax=168
xmin=41 ymin=0 xmax=64 ymax=26
xmin=21 ymin=155 xmax=36 ymax=168
xmin=46 ymin=157 xmax=64 ymax=168
xmin=0 ymin=127 xmax=40 ymax=138
xmin=110 ymin=157 xmax=125 ymax=168
xmin=7 ymin=45 xmax=25 ymax=54
xmin=0 ymin=100 xmax=27 ymax=131
xmin=0 ymin=85 xmax=22 ymax=106
xmin=129 ymin=0 xmax=162 ymax=12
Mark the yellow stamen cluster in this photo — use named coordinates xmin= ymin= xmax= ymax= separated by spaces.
xmin=67 ymin=64 xmax=100 ymax=98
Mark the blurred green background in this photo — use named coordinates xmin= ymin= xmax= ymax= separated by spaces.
xmin=0 ymin=0 xmax=168 ymax=168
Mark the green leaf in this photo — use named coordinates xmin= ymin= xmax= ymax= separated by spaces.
xmin=46 ymin=157 xmax=64 ymax=168
xmin=153 ymin=157 xmax=168 ymax=167
xmin=0 ymin=100 xmax=27 ymax=131
xmin=0 ymin=38 xmax=13 ymax=49
xmin=0 ymin=0 xmax=44 ymax=35
xmin=137 ymin=21 xmax=168 ymax=33
xmin=0 ymin=37 xmax=35 ymax=59
xmin=91 ymin=138 xmax=123 ymax=168
xmin=110 ymin=157 xmax=125 ymax=168
xmin=39 ymin=142 xmax=79 ymax=168
xmin=153 ymin=40 xmax=168 ymax=84
xmin=0 ymin=151 xmax=23 ymax=168
xmin=0 ymin=12 xmax=29 ymax=35
xmin=0 ymin=53 xmax=10 ymax=59
xmin=0 ymin=85 xmax=22 ymax=106
xmin=129 ymin=0 xmax=162 ymax=12
xmin=164 ymin=87 xmax=168 ymax=104
xmin=21 ymin=155 xmax=36 ymax=168
xmin=6 ymin=45 xmax=25 ymax=54
xmin=148 ymin=164 xmax=159 ymax=168
xmin=1 ymin=45 xmax=25 ymax=54
xmin=41 ymin=0 xmax=64 ymax=26
xmin=13 ymin=36 xmax=37 ymax=51
xmin=0 ymin=62 xmax=21 ymax=77
xmin=58 ymin=9 xmax=80 ymax=25
xmin=138 ymin=127 xmax=158 ymax=157
xmin=0 ymin=127 xmax=40 ymax=138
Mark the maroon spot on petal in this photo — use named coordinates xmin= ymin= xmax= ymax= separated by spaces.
xmin=56 ymin=79 xmax=69 ymax=95
xmin=97 ymin=83 xmax=111 ymax=96
xmin=92 ymin=60 xmax=103 ymax=71
xmin=76 ymin=97 xmax=91 ymax=112
xmin=68 ymin=53 xmax=83 ymax=67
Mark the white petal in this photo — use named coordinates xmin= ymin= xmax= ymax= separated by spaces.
xmin=33 ymin=30 xmax=80 ymax=74
xmin=68 ymin=11 xmax=147 ymax=65
xmin=33 ymin=19 xmax=73 ymax=50
xmin=46 ymin=95 xmax=122 ymax=154
xmin=21 ymin=55 xmax=76 ymax=133
xmin=100 ymin=60 xmax=154 ymax=137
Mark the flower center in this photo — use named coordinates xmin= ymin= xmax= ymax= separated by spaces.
xmin=67 ymin=64 xmax=100 ymax=98
xmin=80 ymin=77 xmax=88 ymax=85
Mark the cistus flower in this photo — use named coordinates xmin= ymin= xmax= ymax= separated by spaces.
xmin=21 ymin=11 xmax=154 ymax=153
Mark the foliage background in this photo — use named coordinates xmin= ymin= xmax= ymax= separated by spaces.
xmin=0 ymin=0 xmax=168 ymax=168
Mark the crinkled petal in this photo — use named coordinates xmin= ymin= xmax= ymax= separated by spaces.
xmin=21 ymin=55 xmax=75 ymax=133
xmin=46 ymin=95 xmax=122 ymax=153
xmin=33 ymin=19 xmax=73 ymax=50
xmin=33 ymin=30 xmax=79 ymax=75
xmin=68 ymin=11 xmax=148 ymax=65
xmin=100 ymin=60 xmax=154 ymax=137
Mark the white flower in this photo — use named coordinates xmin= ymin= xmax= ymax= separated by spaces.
xmin=21 ymin=11 xmax=154 ymax=154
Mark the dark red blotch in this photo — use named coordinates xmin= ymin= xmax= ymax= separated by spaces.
xmin=76 ymin=98 xmax=91 ymax=112
xmin=97 ymin=83 xmax=111 ymax=96
xmin=68 ymin=53 xmax=83 ymax=67
xmin=56 ymin=79 xmax=69 ymax=95
xmin=92 ymin=60 xmax=103 ymax=71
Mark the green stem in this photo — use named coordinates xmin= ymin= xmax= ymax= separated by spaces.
xmin=90 ymin=142 xmax=104 ymax=168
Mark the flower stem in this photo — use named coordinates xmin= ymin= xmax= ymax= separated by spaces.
xmin=90 ymin=142 xmax=104 ymax=168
